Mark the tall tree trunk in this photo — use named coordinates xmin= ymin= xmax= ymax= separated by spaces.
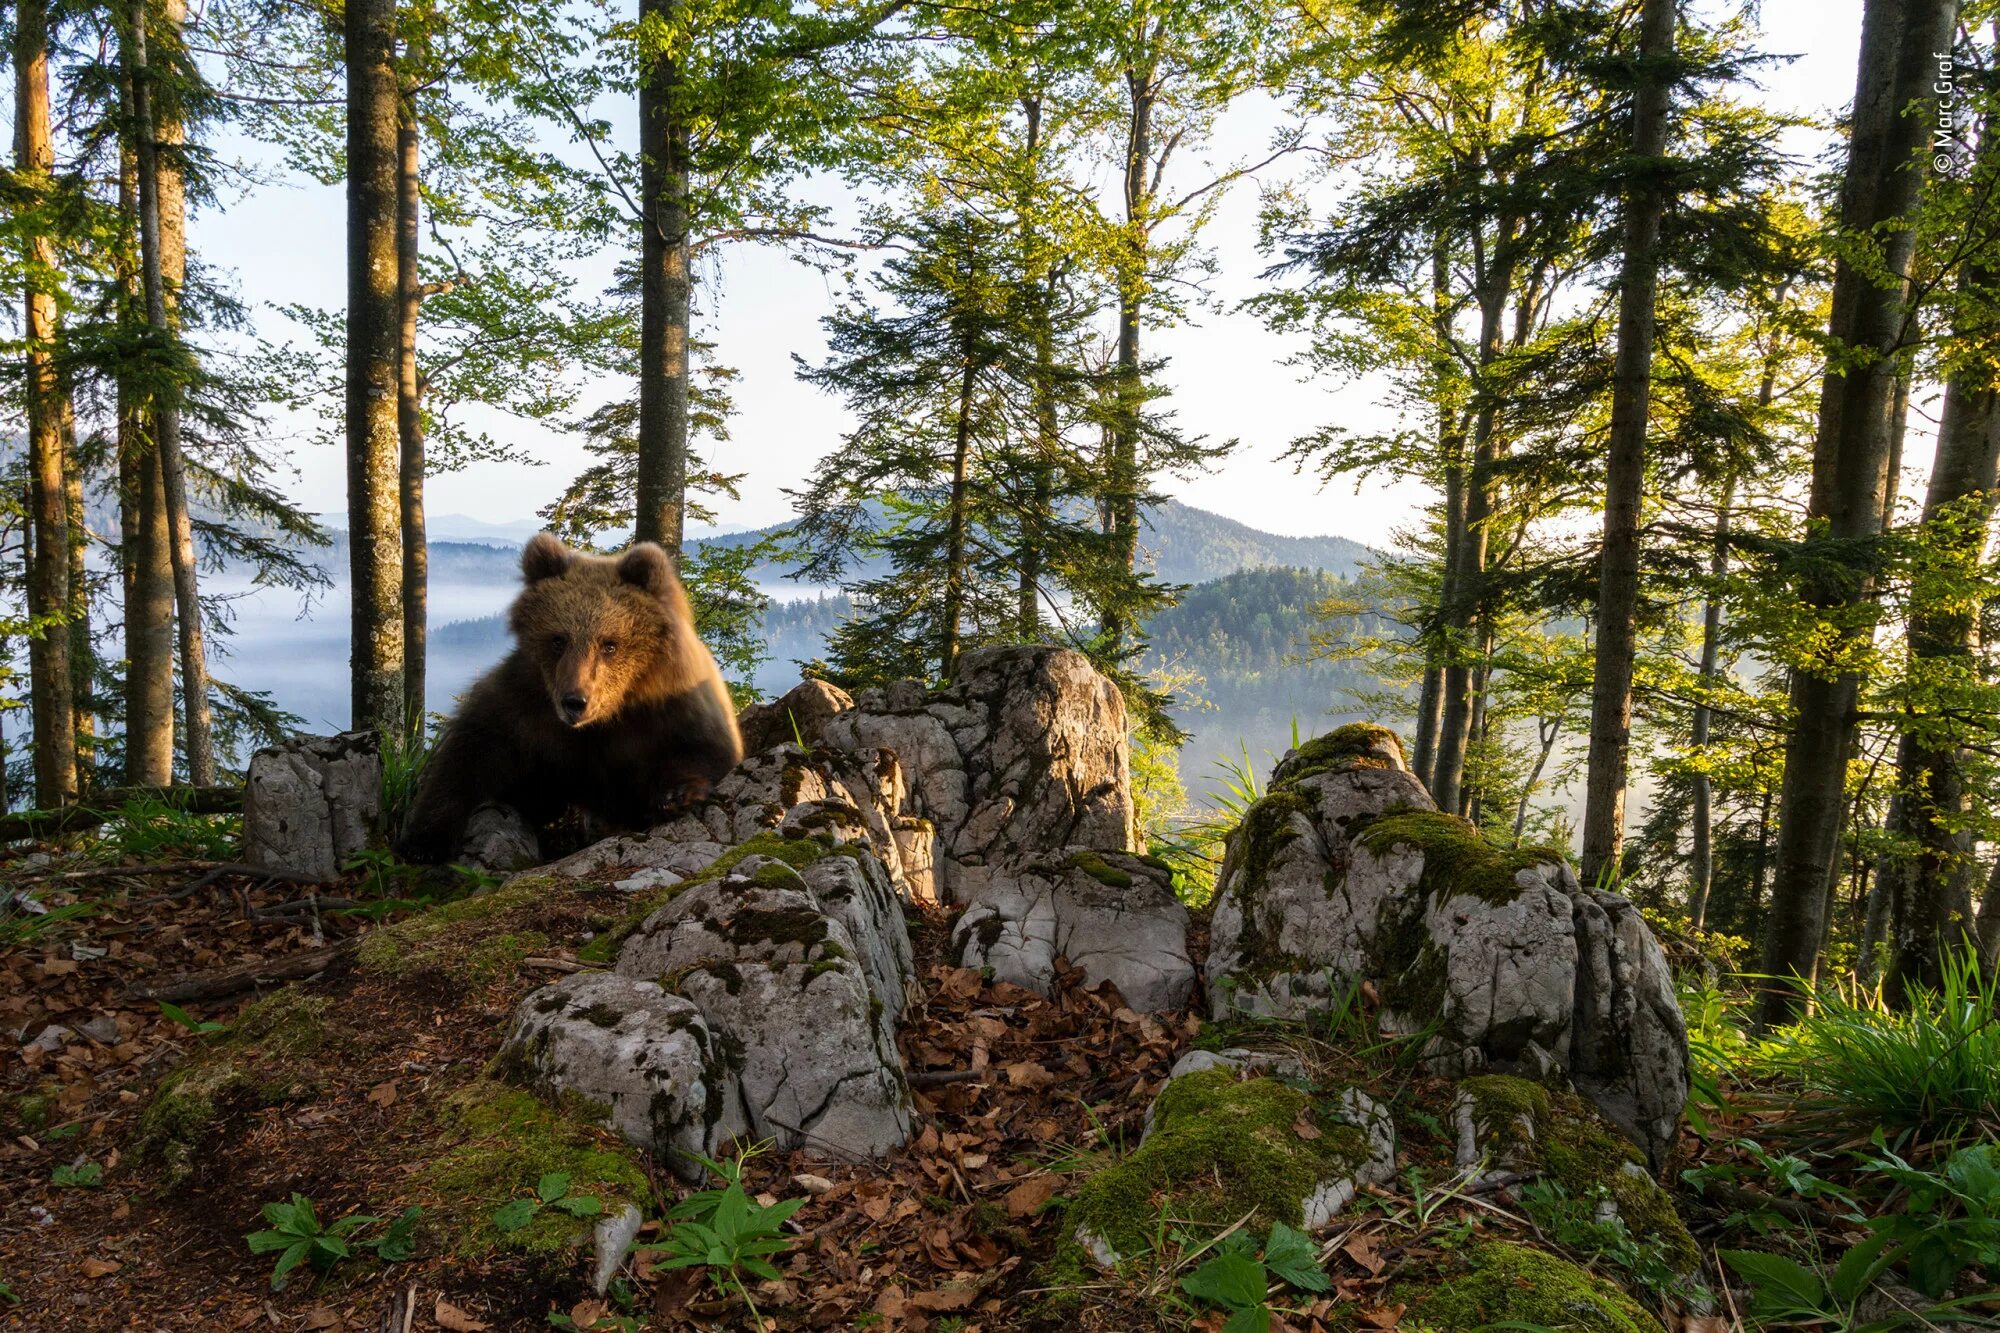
xmin=1686 ymin=476 xmax=1734 ymax=930
xmin=345 ymin=0 xmax=405 ymax=739
xmin=61 ymin=384 xmax=93 ymax=790
xmin=1103 ymin=52 xmax=1156 ymax=648
xmin=1976 ymin=853 xmax=2000 ymax=974
xmin=1580 ymin=0 xmax=1677 ymax=884
xmin=1515 ymin=715 xmax=1560 ymax=843
xmin=1432 ymin=229 xmax=1515 ymax=814
xmin=398 ymin=98 xmax=427 ymax=736
xmin=133 ymin=0 xmax=214 ymax=784
xmin=636 ymin=0 xmax=692 ymax=555
xmin=1416 ymin=235 xmax=1462 ymax=795
xmin=116 ymin=42 xmax=176 ymax=786
xmin=1017 ymin=95 xmax=1051 ymax=643
xmin=1880 ymin=291 xmax=2000 ymax=1000
xmin=18 ymin=0 xmax=79 ymax=809
xmin=941 ymin=359 xmax=976 ymax=680
xmin=1755 ymin=0 xmax=1955 ymax=1029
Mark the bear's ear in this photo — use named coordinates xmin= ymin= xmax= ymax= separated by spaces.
xmin=616 ymin=542 xmax=674 ymax=598
xmin=522 ymin=532 xmax=574 ymax=584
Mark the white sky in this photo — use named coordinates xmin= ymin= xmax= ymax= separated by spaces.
xmin=190 ymin=0 xmax=1866 ymax=548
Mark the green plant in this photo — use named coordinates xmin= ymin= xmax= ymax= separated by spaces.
xmin=245 ymin=1194 xmax=380 ymax=1291
xmin=50 ymin=1159 xmax=103 ymax=1189
xmin=645 ymin=1146 xmax=804 ymax=1333
xmin=492 ymin=1171 xmax=604 ymax=1233
xmin=0 ymin=1276 xmax=15 ymax=1303
xmin=158 ymin=1000 xmax=227 ymax=1036
xmin=1760 ymin=941 xmax=2000 ymax=1146
xmin=1719 ymin=1243 xmax=1998 ymax=1332
xmin=1179 ymin=1221 xmax=1329 ymax=1333
xmin=94 ymin=796 xmax=240 ymax=860
xmin=371 ymin=1206 xmax=423 ymax=1263
xmin=1857 ymin=1140 xmax=2000 ymax=1299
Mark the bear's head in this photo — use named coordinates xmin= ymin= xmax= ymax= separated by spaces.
xmin=508 ymin=532 xmax=693 ymax=728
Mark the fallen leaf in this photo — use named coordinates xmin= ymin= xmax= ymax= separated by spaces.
xmin=874 ymin=1286 xmax=908 ymax=1318
xmin=910 ymin=1285 xmax=978 ymax=1312
xmin=301 ymin=1308 xmax=342 ymax=1330
xmin=433 ymin=1296 xmax=490 ymax=1331
xmin=1358 ymin=1303 xmax=1405 ymax=1329
xmin=1004 ymin=1060 xmax=1057 ymax=1088
xmin=80 ymin=1257 xmax=121 ymax=1279
xmin=1344 ymin=1232 xmax=1386 ymax=1276
xmin=1005 ymin=1175 xmax=1059 ymax=1218
xmin=367 ymin=1081 xmax=398 ymax=1108
xmin=1293 ymin=1111 xmax=1323 ymax=1141
xmin=568 ymin=1300 xmax=608 ymax=1327
xmin=792 ymin=1173 xmax=835 ymax=1194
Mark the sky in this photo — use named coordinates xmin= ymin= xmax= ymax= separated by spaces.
xmin=190 ymin=0 xmax=1868 ymax=551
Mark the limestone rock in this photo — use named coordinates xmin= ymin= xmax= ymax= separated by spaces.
xmin=614 ymin=863 xmax=911 ymax=1161
xmin=459 ymin=803 xmax=540 ymax=874
xmin=826 ymin=645 xmax=1134 ymax=902
xmin=737 ymin=678 xmax=855 ymax=753
xmin=1204 ymin=723 xmax=1690 ymax=1164
xmin=497 ymin=971 xmax=744 ymax=1179
xmin=243 ymin=731 xmax=382 ymax=883
xmin=953 ymin=850 xmax=1193 ymax=1012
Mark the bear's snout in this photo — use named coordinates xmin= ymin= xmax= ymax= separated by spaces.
xmin=559 ymin=691 xmax=589 ymax=725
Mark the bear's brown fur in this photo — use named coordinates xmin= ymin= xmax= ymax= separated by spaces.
xmin=395 ymin=533 xmax=745 ymax=863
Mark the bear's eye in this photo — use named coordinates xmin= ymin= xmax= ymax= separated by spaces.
xmin=600 ymin=640 xmax=619 ymax=658
xmin=550 ymin=634 xmax=569 ymax=653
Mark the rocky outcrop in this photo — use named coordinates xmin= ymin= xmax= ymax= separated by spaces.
xmin=1205 ymin=724 xmax=1689 ymax=1164
xmin=953 ymin=850 xmax=1194 ymax=1012
xmin=243 ymin=731 xmax=383 ymax=883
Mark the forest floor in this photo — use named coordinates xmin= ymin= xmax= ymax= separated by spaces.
xmin=0 ymin=826 xmax=1971 ymax=1333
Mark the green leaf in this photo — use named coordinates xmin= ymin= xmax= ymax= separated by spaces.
xmin=245 ymin=1229 xmax=295 ymax=1256
xmin=1221 ymin=1308 xmax=1272 ymax=1333
xmin=552 ymin=1194 xmax=603 ymax=1218
xmin=537 ymin=1172 xmax=572 ymax=1203
xmin=492 ymin=1199 xmax=540 ymax=1234
xmin=268 ymin=1241 xmax=311 ymax=1291
xmin=1182 ymin=1251 xmax=1269 ymax=1312
xmin=51 ymin=1161 xmax=103 ymax=1189
xmin=1721 ymin=1249 xmax=1827 ymax=1317
xmin=1262 ymin=1221 xmax=1329 ymax=1293
xmin=1829 ymin=1233 xmax=1895 ymax=1306
xmin=373 ymin=1206 xmax=422 ymax=1262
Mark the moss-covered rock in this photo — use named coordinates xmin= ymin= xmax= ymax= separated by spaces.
xmin=136 ymin=990 xmax=335 ymax=1190
xmin=423 ymin=1081 xmax=651 ymax=1257
xmin=1354 ymin=811 xmax=1563 ymax=907
xmin=358 ymin=874 xmax=561 ymax=980
xmin=1395 ymin=1241 xmax=1665 ymax=1333
xmin=1455 ymin=1075 xmax=1698 ymax=1275
xmin=1270 ymin=723 xmax=1405 ymax=786
xmin=1063 ymin=1068 xmax=1373 ymax=1264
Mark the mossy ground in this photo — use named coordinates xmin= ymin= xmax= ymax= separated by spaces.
xmin=1394 ymin=1241 xmax=1666 ymax=1333
xmin=1060 ymin=1067 xmax=1369 ymax=1260
xmin=1458 ymin=1074 xmax=1699 ymax=1273
xmin=423 ymin=1081 xmax=650 ymax=1257
xmin=357 ymin=874 xmax=563 ymax=981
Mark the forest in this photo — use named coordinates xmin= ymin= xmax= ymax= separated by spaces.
xmin=6 ymin=0 xmax=2000 ymax=1329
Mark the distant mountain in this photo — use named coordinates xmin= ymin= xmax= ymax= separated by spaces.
xmin=422 ymin=514 xmax=547 ymax=544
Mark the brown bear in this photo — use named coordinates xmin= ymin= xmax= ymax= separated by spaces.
xmin=395 ymin=532 xmax=745 ymax=864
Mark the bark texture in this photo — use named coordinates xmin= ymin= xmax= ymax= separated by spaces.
xmin=636 ymin=0 xmax=692 ymax=555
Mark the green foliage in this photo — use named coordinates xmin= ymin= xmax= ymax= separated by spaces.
xmin=158 ymin=1000 xmax=227 ymax=1036
xmin=645 ymin=1145 xmax=804 ymax=1333
xmin=492 ymin=1170 xmax=605 ymax=1234
xmin=92 ymin=797 xmax=240 ymax=861
xmin=1179 ymin=1220 xmax=1331 ymax=1333
xmin=244 ymin=1193 xmax=382 ymax=1291
xmin=1761 ymin=942 xmax=2000 ymax=1145
xmin=1516 ymin=1179 xmax=1689 ymax=1302
xmin=50 ymin=1159 xmax=104 ymax=1189
xmin=1857 ymin=1141 xmax=2000 ymax=1300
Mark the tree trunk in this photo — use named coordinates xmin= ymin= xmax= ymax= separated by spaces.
xmin=62 ymin=393 xmax=93 ymax=790
xmin=1102 ymin=57 xmax=1155 ymax=649
xmin=1416 ymin=234 xmax=1461 ymax=796
xmin=345 ymin=0 xmax=405 ymax=740
xmin=1880 ymin=307 xmax=2000 ymax=1001
xmin=1514 ymin=715 xmax=1560 ymax=843
xmin=941 ymin=359 xmax=976 ymax=680
xmin=1687 ymin=476 xmax=1733 ymax=930
xmin=18 ymin=0 xmax=80 ymax=809
xmin=637 ymin=0 xmax=692 ymax=555
xmin=1017 ymin=96 xmax=1051 ymax=643
xmin=116 ymin=48 xmax=177 ymax=787
xmin=1580 ymin=0 xmax=1677 ymax=884
xmin=1976 ymin=854 xmax=2000 ymax=974
xmin=133 ymin=0 xmax=214 ymax=785
xmin=398 ymin=100 xmax=427 ymax=736
xmin=1755 ymin=0 xmax=1954 ymax=1029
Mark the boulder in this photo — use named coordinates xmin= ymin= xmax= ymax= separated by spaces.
xmin=1205 ymin=723 xmax=1689 ymax=1164
xmin=953 ymin=850 xmax=1194 ymax=1012
xmin=458 ymin=803 xmax=540 ymax=874
xmin=497 ymin=971 xmax=744 ymax=1179
xmin=825 ymin=645 xmax=1134 ymax=902
xmin=243 ymin=731 xmax=382 ymax=883
xmin=736 ymin=678 xmax=855 ymax=754
xmin=614 ymin=862 xmax=911 ymax=1161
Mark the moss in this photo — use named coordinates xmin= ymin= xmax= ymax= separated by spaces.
xmin=577 ymin=832 xmax=842 ymax=966
xmin=1063 ymin=1069 xmax=1367 ymax=1260
xmin=424 ymin=1081 xmax=649 ymax=1257
xmin=1398 ymin=1242 xmax=1664 ymax=1333
xmin=11 ymin=1090 xmax=53 ymax=1133
xmin=1273 ymin=723 xmax=1402 ymax=786
xmin=1371 ymin=898 xmax=1450 ymax=1023
xmin=1222 ymin=789 xmax=1318 ymax=980
xmin=1067 ymin=851 xmax=1134 ymax=889
xmin=1460 ymin=1076 xmax=1698 ymax=1274
xmin=359 ymin=876 xmax=560 ymax=978
xmin=722 ymin=906 xmax=830 ymax=950
xmin=1354 ymin=811 xmax=1564 ymax=907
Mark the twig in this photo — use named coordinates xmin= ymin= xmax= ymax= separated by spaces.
xmin=520 ymin=956 xmax=591 ymax=974
xmin=906 ymin=1069 xmax=986 ymax=1088
xmin=156 ymin=862 xmax=329 ymax=903
xmin=123 ymin=941 xmax=355 ymax=1003
xmin=14 ymin=859 xmax=220 ymax=884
